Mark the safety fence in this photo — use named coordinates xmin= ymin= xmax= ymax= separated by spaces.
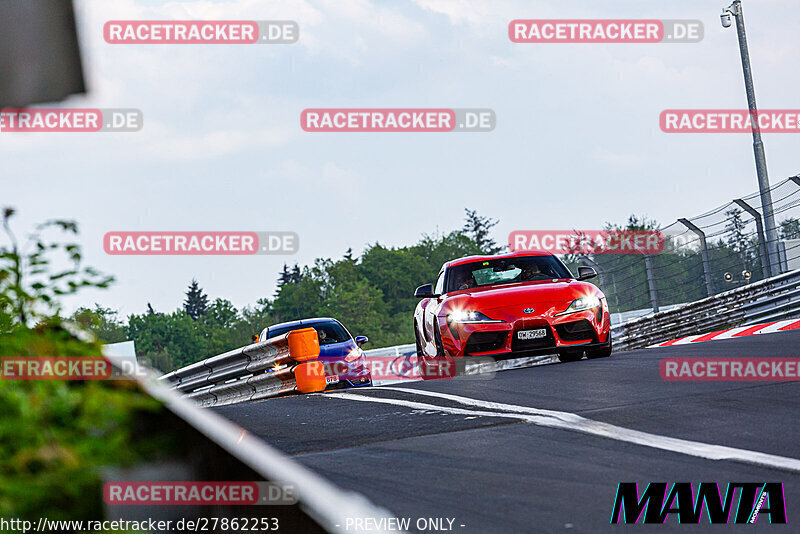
xmin=159 ymin=327 xmax=326 ymax=407
xmin=611 ymin=268 xmax=800 ymax=350
xmin=582 ymin=173 xmax=800 ymax=322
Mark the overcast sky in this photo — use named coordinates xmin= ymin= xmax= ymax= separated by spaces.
xmin=2 ymin=0 xmax=798 ymax=318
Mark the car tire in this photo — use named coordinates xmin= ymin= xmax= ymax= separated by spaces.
xmin=586 ymin=337 xmax=613 ymax=359
xmin=434 ymin=325 xmax=446 ymax=358
xmin=558 ymin=350 xmax=584 ymax=362
xmin=415 ymin=321 xmax=437 ymax=380
xmin=419 ymin=325 xmax=455 ymax=380
xmin=414 ymin=322 xmax=424 ymax=358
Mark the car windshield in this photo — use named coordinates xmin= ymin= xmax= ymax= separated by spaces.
xmin=267 ymin=321 xmax=350 ymax=346
xmin=445 ymin=256 xmax=572 ymax=293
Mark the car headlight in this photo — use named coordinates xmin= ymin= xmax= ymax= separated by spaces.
xmin=446 ymin=310 xmax=502 ymax=324
xmin=344 ymin=348 xmax=363 ymax=362
xmin=556 ymin=295 xmax=602 ymax=316
xmin=446 ymin=310 xmax=503 ymax=339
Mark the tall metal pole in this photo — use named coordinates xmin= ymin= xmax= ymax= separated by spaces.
xmin=724 ymin=0 xmax=780 ymax=277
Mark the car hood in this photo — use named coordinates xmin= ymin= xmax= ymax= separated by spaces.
xmin=444 ymin=280 xmax=600 ymax=311
xmin=319 ymin=340 xmax=357 ymax=359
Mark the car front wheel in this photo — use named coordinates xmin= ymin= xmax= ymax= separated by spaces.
xmin=419 ymin=325 xmax=455 ymax=380
xmin=558 ymin=350 xmax=584 ymax=362
xmin=586 ymin=338 xmax=612 ymax=359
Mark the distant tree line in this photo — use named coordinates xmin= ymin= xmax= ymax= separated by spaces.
xmin=68 ymin=209 xmax=800 ymax=372
xmin=74 ymin=209 xmax=501 ymax=371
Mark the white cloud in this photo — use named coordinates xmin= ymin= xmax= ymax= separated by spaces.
xmin=4 ymin=0 xmax=800 ymax=315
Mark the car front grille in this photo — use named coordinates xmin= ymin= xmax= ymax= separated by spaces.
xmin=510 ymin=327 xmax=556 ymax=352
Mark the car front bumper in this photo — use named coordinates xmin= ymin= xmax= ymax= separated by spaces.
xmin=438 ymin=300 xmax=611 ymax=357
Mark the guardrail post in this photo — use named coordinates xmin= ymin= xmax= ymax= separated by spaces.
xmin=643 ymin=253 xmax=659 ymax=313
xmin=678 ymin=218 xmax=714 ymax=297
xmin=732 ymin=198 xmax=772 ymax=278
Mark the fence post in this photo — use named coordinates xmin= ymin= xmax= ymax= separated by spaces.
xmin=643 ymin=253 xmax=659 ymax=313
xmin=732 ymin=198 xmax=772 ymax=278
xmin=678 ymin=218 xmax=714 ymax=297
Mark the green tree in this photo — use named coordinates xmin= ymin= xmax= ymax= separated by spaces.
xmin=70 ymin=305 xmax=127 ymax=343
xmin=183 ymin=278 xmax=208 ymax=320
xmin=0 ymin=207 xmax=113 ymax=326
xmin=725 ymin=207 xmax=752 ymax=271
xmin=237 ymin=298 xmax=273 ymax=340
xmin=271 ymin=263 xmax=326 ymax=323
xmin=780 ymin=217 xmax=800 ymax=240
xmin=276 ymin=263 xmax=292 ymax=291
xmin=290 ymin=264 xmax=302 ymax=283
xmin=0 ymin=210 xmax=175 ymax=522
xmin=360 ymin=243 xmax=429 ymax=317
xmin=462 ymin=208 xmax=502 ymax=254
xmin=127 ymin=310 xmax=206 ymax=369
xmin=413 ymin=230 xmax=483 ymax=280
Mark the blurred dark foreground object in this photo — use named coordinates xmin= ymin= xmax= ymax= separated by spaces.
xmin=0 ymin=0 xmax=85 ymax=108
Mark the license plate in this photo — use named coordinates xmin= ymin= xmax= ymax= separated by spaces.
xmin=517 ymin=329 xmax=547 ymax=340
xmin=325 ymin=375 xmax=340 ymax=385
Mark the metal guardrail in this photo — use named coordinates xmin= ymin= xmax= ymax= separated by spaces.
xmin=105 ymin=353 xmax=401 ymax=534
xmin=163 ymin=270 xmax=800 ymax=401
xmin=611 ymin=269 xmax=800 ymax=350
xmin=159 ymin=327 xmax=326 ymax=407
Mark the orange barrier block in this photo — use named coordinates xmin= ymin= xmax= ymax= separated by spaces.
xmin=287 ymin=327 xmax=321 ymax=362
xmin=294 ymin=361 xmax=326 ymax=393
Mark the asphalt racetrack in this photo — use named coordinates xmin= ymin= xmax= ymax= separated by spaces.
xmin=215 ymin=331 xmax=800 ymax=533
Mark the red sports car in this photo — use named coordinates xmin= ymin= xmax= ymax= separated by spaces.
xmin=413 ymin=251 xmax=611 ymax=377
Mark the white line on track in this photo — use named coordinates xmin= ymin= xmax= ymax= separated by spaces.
xmin=323 ymin=388 xmax=800 ymax=474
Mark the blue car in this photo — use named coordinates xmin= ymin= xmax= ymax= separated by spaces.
xmin=258 ymin=317 xmax=372 ymax=389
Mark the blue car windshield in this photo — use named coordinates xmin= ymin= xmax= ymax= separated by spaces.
xmin=268 ymin=321 xmax=350 ymax=346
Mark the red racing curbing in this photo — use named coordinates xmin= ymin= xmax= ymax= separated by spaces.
xmin=648 ymin=319 xmax=800 ymax=348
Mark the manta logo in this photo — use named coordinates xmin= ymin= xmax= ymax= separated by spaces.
xmin=523 ymin=308 xmax=535 ymax=313
xmin=611 ymin=482 xmax=787 ymax=524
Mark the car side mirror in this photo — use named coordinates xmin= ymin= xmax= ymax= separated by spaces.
xmin=577 ymin=266 xmax=597 ymax=281
xmin=414 ymin=283 xmax=436 ymax=298
xmin=355 ymin=335 xmax=368 ymax=347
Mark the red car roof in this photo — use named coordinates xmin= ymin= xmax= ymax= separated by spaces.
xmin=445 ymin=250 xmax=553 ymax=268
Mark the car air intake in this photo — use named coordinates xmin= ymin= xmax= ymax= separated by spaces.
xmin=555 ymin=320 xmax=596 ymax=342
xmin=465 ymin=331 xmax=507 ymax=355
